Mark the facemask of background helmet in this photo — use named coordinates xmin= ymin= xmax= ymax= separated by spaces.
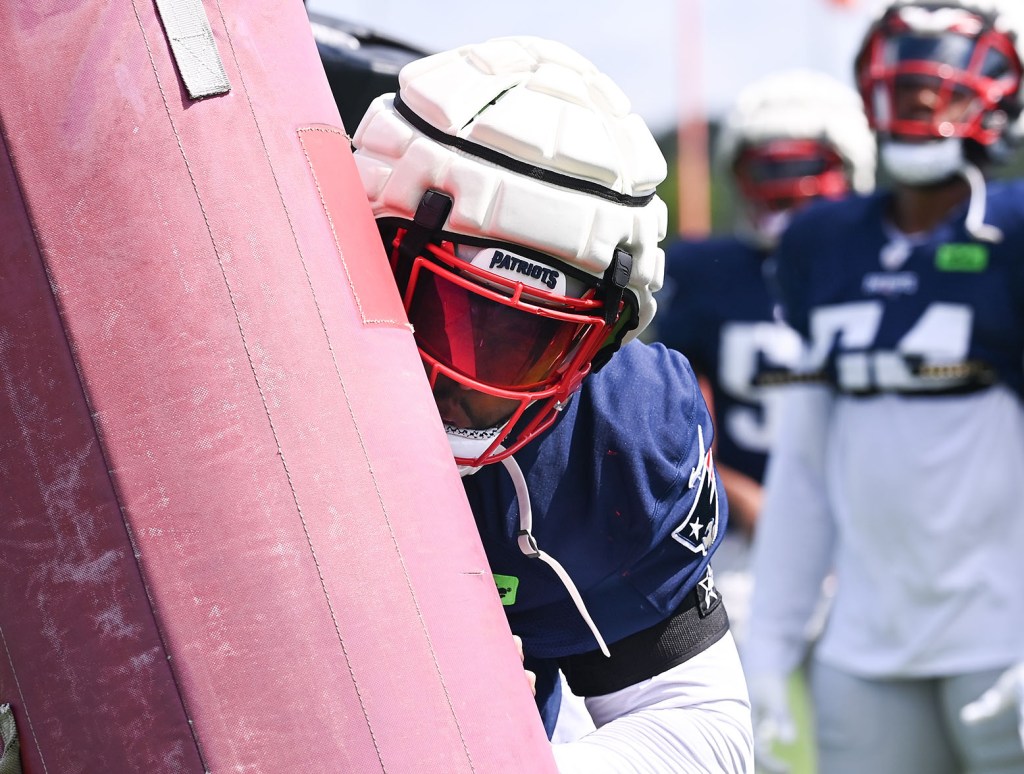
xmin=856 ymin=1 xmax=1024 ymax=167
xmin=715 ymin=69 xmax=877 ymax=250
xmin=732 ymin=136 xmax=854 ymax=248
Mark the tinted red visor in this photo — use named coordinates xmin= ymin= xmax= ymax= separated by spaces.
xmin=404 ymin=250 xmax=607 ymax=390
xmin=884 ymin=31 xmax=1013 ymax=79
xmin=734 ymin=140 xmax=848 ymax=211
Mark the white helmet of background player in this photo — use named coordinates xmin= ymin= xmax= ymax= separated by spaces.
xmin=352 ymin=36 xmax=668 ymax=468
xmin=856 ymin=0 xmax=1024 ymax=185
xmin=715 ymin=69 xmax=876 ymax=249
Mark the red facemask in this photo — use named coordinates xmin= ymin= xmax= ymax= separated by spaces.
xmin=386 ymin=227 xmax=622 ymax=466
xmin=733 ymin=137 xmax=851 ymax=217
xmin=856 ymin=5 xmax=1023 ymax=145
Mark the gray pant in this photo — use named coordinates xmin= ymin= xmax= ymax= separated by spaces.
xmin=810 ymin=659 xmax=1024 ymax=774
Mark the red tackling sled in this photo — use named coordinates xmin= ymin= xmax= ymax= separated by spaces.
xmin=0 ymin=1 xmax=556 ymax=771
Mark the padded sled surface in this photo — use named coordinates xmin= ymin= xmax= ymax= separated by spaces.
xmin=0 ymin=2 xmax=555 ymax=772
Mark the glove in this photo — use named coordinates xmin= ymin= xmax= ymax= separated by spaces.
xmin=747 ymin=672 xmax=796 ymax=774
xmin=960 ymin=662 xmax=1024 ymax=749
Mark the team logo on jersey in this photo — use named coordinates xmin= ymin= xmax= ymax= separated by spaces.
xmin=862 ymin=272 xmax=919 ymax=297
xmin=671 ymin=425 xmax=720 ymax=556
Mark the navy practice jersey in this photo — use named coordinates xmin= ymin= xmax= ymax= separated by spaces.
xmin=658 ymin=237 xmax=802 ymax=483
xmin=776 ymin=181 xmax=1024 ymax=397
xmin=462 ymin=340 xmax=728 ymax=731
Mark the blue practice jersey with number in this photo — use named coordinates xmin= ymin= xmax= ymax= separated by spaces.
xmin=746 ymin=180 xmax=1024 ymax=680
xmin=462 ymin=340 xmax=727 ymax=729
xmin=658 ymin=237 xmax=802 ymax=483
xmin=775 ymin=183 xmax=1024 ymax=396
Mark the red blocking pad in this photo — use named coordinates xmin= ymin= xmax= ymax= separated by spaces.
xmin=0 ymin=2 xmax=556 ymax=772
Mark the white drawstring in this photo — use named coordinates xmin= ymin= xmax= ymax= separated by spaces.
xmin=961 ymin=162 xmax=1003 ymax=244
xmin=498 ymin=450 xmax=612 ymax=658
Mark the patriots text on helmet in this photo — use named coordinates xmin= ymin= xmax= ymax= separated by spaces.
xmin=488 ymin=250 xmax=560 ymax=290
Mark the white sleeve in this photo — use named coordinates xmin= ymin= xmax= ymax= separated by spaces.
xmin=743 ymin=384 xmax=837 ymax=677
xmin=552 ymin=633 xmax=754 ymax=773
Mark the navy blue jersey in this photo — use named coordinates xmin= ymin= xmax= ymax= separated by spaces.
xmin=775 ymin=181 xmax=1024 ymax=397
xmin=658 ymin=236 xmax=802 ymax=483
xmin=462 ymin=340 xmax=727 ymax=728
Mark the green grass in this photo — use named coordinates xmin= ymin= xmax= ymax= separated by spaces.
xmin=760 ymin=669 xmax=817 ymax=774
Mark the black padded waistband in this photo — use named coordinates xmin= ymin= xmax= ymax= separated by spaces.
xmin=558 ymin=583 xmax=729 ymax=697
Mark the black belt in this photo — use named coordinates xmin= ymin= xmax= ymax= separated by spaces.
xmin=755 ymin=359 xmax=999 ymax=397
xmin=558 ymin=577 xmax=729 ymax=697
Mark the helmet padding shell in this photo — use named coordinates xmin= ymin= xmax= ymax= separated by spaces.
xmin=352 ymin=36 xmax=668 ymax=343
xmin=716 ymin=69 xmax=877 ymax=197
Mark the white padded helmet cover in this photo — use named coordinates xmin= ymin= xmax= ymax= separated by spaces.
xmin=716 ymin=69 xmax=877 ymax=195
xmin=352 ymin=36 xmax=669 ymax=340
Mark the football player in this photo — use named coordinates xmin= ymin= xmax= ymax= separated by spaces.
xmin=351 ymin=36 xmax=754 ymax=772
xmin=744 ymin=1 xmax=1024 ymax=772
xmin=656 ymin=69 xmax=875 ymax=648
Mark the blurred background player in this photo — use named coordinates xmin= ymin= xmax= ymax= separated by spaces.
xmin=310 ymin=9 xmax=428 ymax=133
xmin=656 ymin=69 xmax=876 ymax=646
xmin=351 ymin=36 xmax=753 ymax=772
xmin=744 ymin=1 xmax=1024 ymax=772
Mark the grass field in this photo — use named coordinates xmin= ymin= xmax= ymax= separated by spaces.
xmin=763 ymin=670 xmax=817 ymax=774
